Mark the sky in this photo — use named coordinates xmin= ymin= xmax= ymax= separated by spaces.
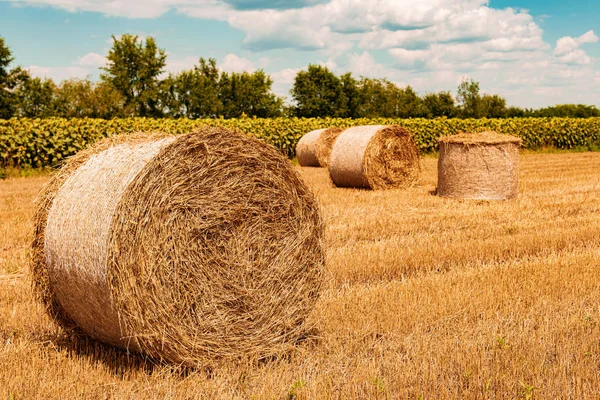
xmin=0 ymin=0 xmax=598 ymax=108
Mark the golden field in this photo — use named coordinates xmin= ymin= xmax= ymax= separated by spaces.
xmin=2 ymin=152 xmax=600 ymax=399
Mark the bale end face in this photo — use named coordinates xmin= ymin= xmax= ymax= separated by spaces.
xmin=315 ymin=127 xmax=344 ymax=167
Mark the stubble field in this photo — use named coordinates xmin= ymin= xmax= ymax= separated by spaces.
xmin=1 ymin=152 xmax=600 ymax=399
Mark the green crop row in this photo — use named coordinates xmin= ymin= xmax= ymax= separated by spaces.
xmin=1 ymin=117 xmax=600 ymax=168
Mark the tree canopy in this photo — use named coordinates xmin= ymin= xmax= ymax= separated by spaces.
xmin=1 ymin=35 xmax=598 ymax=120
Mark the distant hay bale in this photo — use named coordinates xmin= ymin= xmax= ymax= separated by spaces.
xmin=328 ymin=125 xmax=421 ymax=190
xmin=437 ymin=131 xmax=521 ymax=200
xmin=296 ymin=129 xmax=324 ymax=167
xmin=31 ymin=127 xmax=325 ymax=366
xmin=314 ymin=127 xmax=344 ymax=167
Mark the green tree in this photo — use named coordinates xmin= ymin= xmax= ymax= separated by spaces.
xmin=481 ymin=94 xmax=507 ymax=118
xmin=0 ymin=37 xmax=29 ymax=119
xmin=101 ymin=34 xmax=167 ymax=117
xmin=14 ymin=76 xmax=56 ymax=117
xmin=423 ymin=91 xmax=457 ymax=118
xmin=218 ymin=69 xmax=283 ymax=118
xmin=532 ymin=104 xmax=600 ymax=118
xmin=290 ymin=64 xmax=345 ymax=117
xmin=159 ymin=58 xmax=222 ymax=118
xmin=53 ymin=78 xmax=127 ymax=118
xmin=356 ymin=77 xmax=395 ymax=117
xmin=457 ymin=78 xmax=484 ymax=118
xmin=356 ymin=78 xmax=428 ymax=118
xmin=395 ymin=85 xmax=429 ymax=118
xmin=340 ymin=72 xmax=360 ymax=118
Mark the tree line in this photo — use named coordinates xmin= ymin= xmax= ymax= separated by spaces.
xmin=1 ymin=34 xmax=599 ymax=120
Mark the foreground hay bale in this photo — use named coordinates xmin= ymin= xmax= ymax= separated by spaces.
xmin=31 ymin=127 xmax=324 ymax=366
xmin=328 ymin=125 xmax=420 ymax=190
xmin=314 ymin=127 xmax=344 ymax=167
xmin=437 ymin=131 xmax=521 ymax=200
xmin=296 ymin=129 xmax=323 ymax=167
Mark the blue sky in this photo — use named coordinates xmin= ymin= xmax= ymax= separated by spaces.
xmin=0 ymin=0 xmax=598 ymax=108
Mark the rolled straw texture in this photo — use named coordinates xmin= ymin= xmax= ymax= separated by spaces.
xmin=314 ymin=127 xmax=344 ymax=167
xmin=328 ymin=125 xmax=421 ymax=190
xmin=437 ymin=131 xmax=521 ymax=200
xmin=296 ymin=129 xmax=325 ymax=167
xmin=31 ymin=127 xmax=325 ymax=366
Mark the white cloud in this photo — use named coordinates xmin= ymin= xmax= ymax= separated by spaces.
xmin=346 ymin=51 xmax=388 ymax=77
xmin=221 ymin=53 xmax=256 ymax=72
xmin=271 ymin=67 xmax=300 ymax=84
xmin=554 ymin=30 xmax=598 ymax=56
xmin=553 ymin=30 xmax=598 ymax=66
xmin=74 ymin=52 xmax=106 ymax=67
xmin=319 ymin=58 xmax=337 ymax=71
xmin=26 ymin=65 xmax=91 ymax=81
xmin=4 ymin=0 xmax=600 ymax=107
xmin=164 ymin=56 xmax=199 ymax=74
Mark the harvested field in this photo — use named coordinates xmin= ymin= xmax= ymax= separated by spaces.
xmin=2 ymin=152 xmax=600 ymax=398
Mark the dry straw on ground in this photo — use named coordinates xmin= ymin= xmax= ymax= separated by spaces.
xmin=314 ymin=127 xmax=344 ymax=167
xmin=437 ymin=131 xmax=522 ymax=200
xmin=296 ymin=129 xmax=324 ymax=167
xmin=328 ymin=125 xmax=420 ymax=190
xmin=30 ymin=127 xmax=325 ymax=367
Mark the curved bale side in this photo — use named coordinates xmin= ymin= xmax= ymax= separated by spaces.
xmin=437 ymin=131 xmax=521 ymax=200
xmin=328 ymin=125 xmax=421 ymax=190
xmin=296 ymin=129 xmax=325 ymax=167
xmin=31 ymin=127 xmax=325 ymax=366
xmin=314 ymin=127 xmax=344 ymax=168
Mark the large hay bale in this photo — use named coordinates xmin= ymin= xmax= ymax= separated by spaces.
xmin=328 ymin=125 xmax=421 ymax=190
xmin=296 ymin=129 xmax=324 ymax=167
xmin=437 ymin=131 xmax=521 ymax=200
xmin=31 ymin=127 xmax=324 ymax=366
xmin=314 ymin=127 xmax=344 ymax=167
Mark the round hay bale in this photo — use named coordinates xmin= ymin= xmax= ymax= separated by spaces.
xmin=296 ymin=129 xmax=324 ymax=167
xmin=314 ymin=127 xmax=344 ymax=167
xmin=31 ymin=127 xmax=325 ymax=366
xmin=328 ymin=125 xmax=421 ymax=190
xmin=437 ymin=131 xmax=521 ymax=200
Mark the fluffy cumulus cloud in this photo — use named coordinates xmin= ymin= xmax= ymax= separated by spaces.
xmin=222 ymin=0 xmax=328 ymax=10
xmin=554 ymin=30 xmax=598 ymax=65
xmin=26 ymin=65 xmax=91 ymax=81
xmin=6 ymin=0 xmax=599 ymax=106
xmin=220 ymin=53 xmax=256 ymax=72
xmin=74 ymin=52 xmax=107 ymax=67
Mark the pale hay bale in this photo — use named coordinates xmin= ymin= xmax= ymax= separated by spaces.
xmin=328 ymin=125 xmax=421 ymax=190
xmin=31 ymin=127 xmax=325 ymax=366
xmin=296 ymin=129 xmax=324 ymax=167
xmin=314 ymin=127 xmax=344 ymax=167
xmin=437 ymin=131 xmax=521 ymax=200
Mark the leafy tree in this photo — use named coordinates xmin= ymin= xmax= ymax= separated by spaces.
xmin=290 ymin=64 xmax=345 ymax=117
xmin=14 ymin=76 xmax=56 ymax=117
xmin=159 ymin=58 xmax=222 ymax=118
xmin=340 ymin=72 xmax=360 ymax=118
xmin=457 ymin=78 xmax=484 ymax=118
xmin=0 ymin=37 xmax=29 ymax=119
xmin=219 ymin=69 xmax=283 ymax=118
xmin=101 ymin=34 xmax=167 ymax=117
xmin=481 ymin=94 xmax=507 ymax=118
xmin=356 ymin=77 xmax=395 ymax=117
xmin=506 ymin=106 xmax=529 ymax=118
xmin=355 ymin=78 xmax=428 ymax=118
xmin=395 ymin=85 xmax=429 ymax=118
xmin=53 ymin=78 xmax=127 ymax=118
xmin=533 ymin=104 xmax=600 ymax=118
xmin=423 ymin=91 xmax=457 ymax=118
